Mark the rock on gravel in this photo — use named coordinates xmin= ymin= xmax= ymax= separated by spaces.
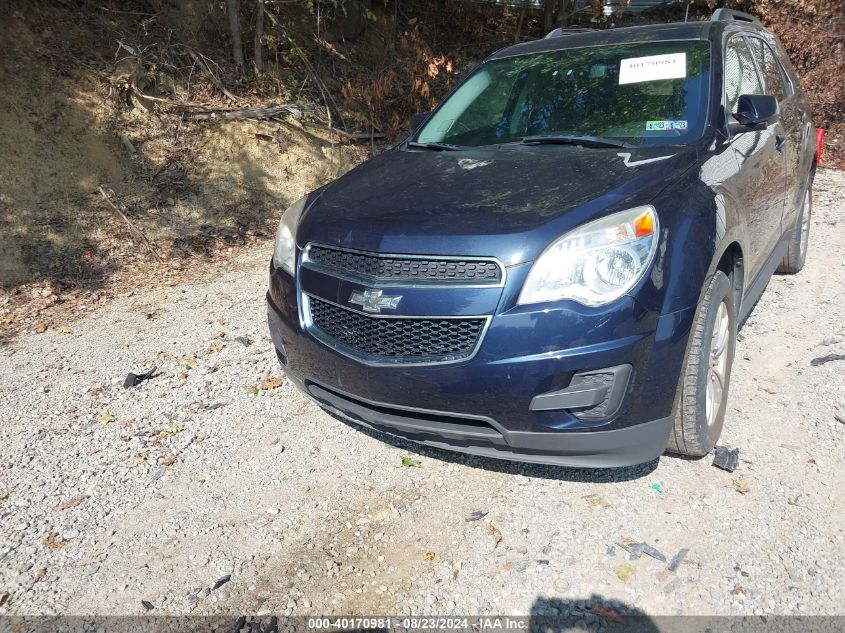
xmin=1 ymin=171 xmax=844 ymax=617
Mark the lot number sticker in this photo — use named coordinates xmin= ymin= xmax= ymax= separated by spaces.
xmin=619 ymin=53 xmax=687 ymax=85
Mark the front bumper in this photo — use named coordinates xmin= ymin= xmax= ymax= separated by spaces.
xmin=267 ymin=265 xmax=695 ymax=468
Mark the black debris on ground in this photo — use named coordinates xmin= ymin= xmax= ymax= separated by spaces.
xmin=618 ymin=541 xmax=666 ymax=563
xmin=810 ymin=353 xmax=845 ymax=367
xmin=213 ymin=574 xmax=232 ymax=590
xmin=638 ymin=543 xmax=667 ymax=563
xmin=713 ymin=446 xmax=740 ymax=472
xmin=140 ymin=600 xmax=154 ymax=611
xmin=123 ymin=367 xmax=158 ymax=389
xmin=618 ymin=541 xmax=642 ymax=560
xmin=667 ymin=547 xmax=690 ymax=572
xmin=465 ymin=510 xmax=488 ymax=522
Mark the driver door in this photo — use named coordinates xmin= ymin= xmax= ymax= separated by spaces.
xmin=724 ymin=34 xmax=788 ymax=279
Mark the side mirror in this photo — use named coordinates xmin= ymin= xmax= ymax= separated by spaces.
xmin=730 ymin=94 xmax=779 ymax=133
xmin=410 ymin=112 xmax=429 ymax=134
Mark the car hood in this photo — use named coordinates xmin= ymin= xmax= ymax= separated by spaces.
xmin=297 ymin=144 xmax=700 ymax=266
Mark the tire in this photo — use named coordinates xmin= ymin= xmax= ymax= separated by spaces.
xmin=776 ymin=184 xmax=812 ymax=274
xmin=666 ymin=270 xmax=737 ymax=457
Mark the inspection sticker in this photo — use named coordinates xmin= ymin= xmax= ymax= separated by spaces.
xmin=619 ymin=52 xmax=687 ymax=85
xmin=646 ymin=120 xmax=688 ymax=131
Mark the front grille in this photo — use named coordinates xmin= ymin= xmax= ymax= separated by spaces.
xmin=307 ymin=296 xmax=485 ymax=363
xmin=306 ymin=245 xmax=502 ymax=285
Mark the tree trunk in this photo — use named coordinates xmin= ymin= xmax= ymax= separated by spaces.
xmin=543 ymin=0 xmax=562 ymax=33
xmin=227 ymin=0 xmax=244 ymax=67
xmin=559 ymin=0 xmax=574 ymax=26
xmin=254 ymin=0 xmax=265 ymax=74
xmin=515 ymin=0 xmax=529 ymax=43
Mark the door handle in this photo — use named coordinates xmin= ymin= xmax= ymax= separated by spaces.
xmin=775 ymin=135 xmax=786 ymax=151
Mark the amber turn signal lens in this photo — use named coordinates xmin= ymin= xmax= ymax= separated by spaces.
xmin=634 ymin=210 xmax=655 ymax=238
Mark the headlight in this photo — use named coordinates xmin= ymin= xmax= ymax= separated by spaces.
xmin=518 ymin=206 xmax=659 ymax=307
xmin=272 ymin=196 xmax=307 ymax=274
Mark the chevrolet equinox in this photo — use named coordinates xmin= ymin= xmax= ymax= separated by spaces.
xmin=267 ymin=9 xmax=816 ymax=467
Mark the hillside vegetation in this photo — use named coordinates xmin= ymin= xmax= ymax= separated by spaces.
xmin=0 ymin=0 xmax=842 ymax=338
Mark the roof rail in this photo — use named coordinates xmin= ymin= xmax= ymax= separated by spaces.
xmin=711 ymin=8 xmax=760 ymax=24
xmin=544 ymin=26 xmax=594 ymax=39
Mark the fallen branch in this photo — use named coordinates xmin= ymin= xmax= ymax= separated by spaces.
xmin=119 ymin=133 xmax=136 ymax=154
xmin=188 ymin=50 xmax=240 ymax=103
xmin=97 ymin=187 xmax=164 ymax=262
xmin=184 ymin=104 xmax=304 ymax=121
xmin=129 ymin=84 xmax=207 ymax=109
xmin=301 ymin=120 xmax=385 ymax=142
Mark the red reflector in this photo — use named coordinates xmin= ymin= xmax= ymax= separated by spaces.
xmin=816 ymin=129 xmax=826 ymax=166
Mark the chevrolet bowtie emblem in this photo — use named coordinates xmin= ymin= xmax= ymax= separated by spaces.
xmin=349 ymin=288 xmax=402 ymax=313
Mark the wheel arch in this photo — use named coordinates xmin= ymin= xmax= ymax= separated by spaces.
xmin=714 ymin=240 xmax=745 ymax=312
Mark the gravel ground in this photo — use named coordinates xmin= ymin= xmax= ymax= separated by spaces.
xmin=1 ymin=170 xmax=843 ymax=619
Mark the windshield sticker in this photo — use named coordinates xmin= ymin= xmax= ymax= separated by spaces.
xmin=619 ymin=52 xmax=687 ymax=85
xmin=646 ymin=120 xmax=688 ymax=131
xmin=645 ymin=121 xmax=688 ymax=132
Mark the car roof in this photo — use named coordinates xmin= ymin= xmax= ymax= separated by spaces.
xmin=488 ymin=20 xmax=761 ymax=60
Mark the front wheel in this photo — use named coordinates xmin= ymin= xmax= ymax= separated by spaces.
xmin=666 ymin=270 xmax=737 ymax=457
xmin=777 ymin=184 xmax=812 ymax=274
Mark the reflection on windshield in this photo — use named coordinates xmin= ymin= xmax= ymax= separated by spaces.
xmin=415 ymin=40 xmax=711 ymax=149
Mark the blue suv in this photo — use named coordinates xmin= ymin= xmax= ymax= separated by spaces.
xmin=267 ymin=10 xmax=816 ymax=467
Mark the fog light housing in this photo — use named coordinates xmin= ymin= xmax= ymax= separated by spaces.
xmin=530 ymin=364 xmax=632 ymax=420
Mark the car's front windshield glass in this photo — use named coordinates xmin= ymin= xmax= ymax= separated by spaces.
xmin=415 ymin=40 xmax=711 ymax=148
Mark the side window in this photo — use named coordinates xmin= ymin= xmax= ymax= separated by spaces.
xmin=762 ymin=42 xmax=789 ymax=101
xmin=748 ymin=36 xmax=787 ymax=101
xmin=724 ymin=36 xmax=764 ymax=112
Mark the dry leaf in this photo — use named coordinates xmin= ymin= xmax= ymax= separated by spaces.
xmin=487 ymin=523 xmax=503 ymax=549
xmin=731 ymin=584 xmax=747 ymax=596
xmin=614 ymin=563 xmax=636 ymax=582
xmin=422 ymin=551 xmax=436 ymax=561
xmin=55 ymin=495 xmax=88 ymax=511
xmin=132 ymin=454 xmax=147 ymax=464
xmin=218 ymin=317 xmax=226 ymax=325
xmin=503 ymin=560 xmax=513 ymax=572
xmin=584 ymin=494 xmax=610 ymax=507
xmin=160 ymin=355 xmax=199 ymax=368
xmin=43 ymin=532 xmax=65 ymax=550
xmin=731 ymin=478 xmax=750 ymax=495
xmin=34 ymin=324 xmax=47 ymax=333
xmin=207 ymin=341 xmax=224 ymax=354
xmin=210 ymin=331 xmax=226 ymax=340
xmin=179 ymin=372 xmax=189 ymax=380
xmin=260 ymin=376 xmax=285 ymax=390
xmin=33 ymin=568 xmax=47 ymax=582
xmin=160 ymin=455 xmax=176 ymax=467
xmin=58 ymin=326 xmax=72 ymax=334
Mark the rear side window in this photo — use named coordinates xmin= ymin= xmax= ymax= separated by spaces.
xmin=746 ymin=36 xmax=787 ymax=101
xmin=761 ymin=41 xmax=790 ymax=101
xmin=725 ymin=36 xmax=764 ymax=111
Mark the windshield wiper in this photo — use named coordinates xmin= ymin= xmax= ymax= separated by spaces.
xmin=408 ymin=141 xmax=464 ymax=151
xmin=520 ymin=135 xmax=633 ymax=149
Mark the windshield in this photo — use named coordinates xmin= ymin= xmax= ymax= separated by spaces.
xmin=415 ymin=40 xmax=711 ymax=148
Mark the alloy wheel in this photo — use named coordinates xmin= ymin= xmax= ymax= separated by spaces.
xmin=706 ymin=301 xmax=730 ymax=427
xmin=799 ymin=189 xmax=811 ymax=258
